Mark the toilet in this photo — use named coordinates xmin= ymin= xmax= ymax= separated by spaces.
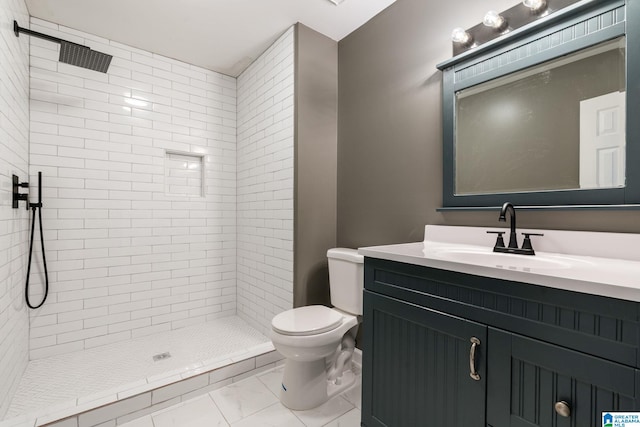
xmin=270 ymin=248 xmax=363 ymax=410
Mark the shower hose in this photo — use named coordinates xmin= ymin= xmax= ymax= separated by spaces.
xmin=25 ymin=202 xmax=49 ymax=309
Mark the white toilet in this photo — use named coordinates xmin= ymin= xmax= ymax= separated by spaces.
xmin=270 ymin=248 xmax=363 ymax=410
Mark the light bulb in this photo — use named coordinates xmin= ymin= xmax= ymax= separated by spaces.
xmin=451 ymin=27 xmax=472 ymax=45
xmin=523 ymin=0 xmax=547 ymax=12
xmin=483 ymin=11 xmax=506 ymax=29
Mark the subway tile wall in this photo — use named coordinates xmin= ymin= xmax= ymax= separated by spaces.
xmin=236 ymin=27 xmax=295 ymax=336
xmin=0 ymin=0 xmax=31 ymax=418
xmin=27 ymin=18 xmax=238 ymax=360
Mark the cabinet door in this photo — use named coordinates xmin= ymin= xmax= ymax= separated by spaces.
xmin=488 ymin=328 xmax=640 ymax=427
xmin=362 ymin=291 xmax=487 ymax=427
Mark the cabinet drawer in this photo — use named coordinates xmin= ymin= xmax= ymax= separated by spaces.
xmin=365 ymin=258 xmax=640 ymax=367
xmin=488 ymin=328 xmax=640 ymax=427
xmin=362 ymin=291 xmax=486 ymax=427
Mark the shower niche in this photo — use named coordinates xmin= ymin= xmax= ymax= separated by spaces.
xmin=164 ymin=152 xmax=205 ymax=197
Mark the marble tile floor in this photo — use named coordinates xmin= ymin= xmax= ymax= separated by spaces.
xmin=119 ymin=365 xmax=362 ymax=427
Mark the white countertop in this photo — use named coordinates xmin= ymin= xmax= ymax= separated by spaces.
xmin=358 ymin=225 xmax=640 ymax=302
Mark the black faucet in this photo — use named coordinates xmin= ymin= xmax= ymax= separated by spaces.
xmin=499 ymin=202 xmax=518 ymax=249
xmin=487 ymin=202 xmax=543 ymax=255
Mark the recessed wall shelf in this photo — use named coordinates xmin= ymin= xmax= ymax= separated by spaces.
xmin=164 ymin=152 xmax=204 ymax=197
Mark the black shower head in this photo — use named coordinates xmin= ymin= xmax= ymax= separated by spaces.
xmin=14 ymin=20 xmax=112 ymax=73
xmin=59 ymin=41 xmax=112 ymax=73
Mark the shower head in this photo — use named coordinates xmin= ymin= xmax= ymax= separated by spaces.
xmin=59 ymin=41 xmax=112 ymax=73
xmin=14 ymin=20 xmax=112 ymax=73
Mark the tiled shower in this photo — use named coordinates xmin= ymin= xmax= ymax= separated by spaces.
xmin=27 ymin=17 xmax=241 ymax=360
xmin=236 ymin=29 xmax=295 ymax=338
xmin=0 ymin=0 xmax=31 ymax=420
xmin=0 ymin=3 xmax=295 ymax=423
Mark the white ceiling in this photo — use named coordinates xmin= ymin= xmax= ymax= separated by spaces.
xmin=24 ymin=0 xmax=397 ymax=76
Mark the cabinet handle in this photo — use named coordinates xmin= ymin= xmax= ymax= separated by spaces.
xmin=469 ymin=337 xmax=481 ymax=381
xmin=555 ymin=401 xmax=571 ymax=417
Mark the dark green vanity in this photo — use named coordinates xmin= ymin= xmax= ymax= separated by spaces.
xmin=361 ymin=257 xmax=640 ymax=427
xmin=359 ymin=0 xmax=640 ymax=422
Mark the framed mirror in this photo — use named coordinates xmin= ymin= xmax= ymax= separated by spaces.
xmin=437 ymin=0 xmax=640 ymax=208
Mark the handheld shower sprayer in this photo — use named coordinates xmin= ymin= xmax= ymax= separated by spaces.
xmin=24 ymin=172 xmax=49 ymax=309
xmin=31 ymin=171 xmax=43 ymax=208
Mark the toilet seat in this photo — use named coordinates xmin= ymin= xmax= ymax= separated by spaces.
xmin=272 ymin=305 xmax=344 ymax=336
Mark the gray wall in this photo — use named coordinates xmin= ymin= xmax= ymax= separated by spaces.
xmin=337 ymin=0 xmax=640 ymax=250
xmin=294 ymin=24 xmax=338 ymax=308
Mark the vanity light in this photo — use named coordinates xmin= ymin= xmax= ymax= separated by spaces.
xmin=450 ymin=0 xmax=565 ymax=55
xmin=483 ymin=10 xmax=506 ymax=30
xmin=451 ymin=27 xmax=473 ymax=45
xmin=523 ymin=0 xmax=547 ymax=12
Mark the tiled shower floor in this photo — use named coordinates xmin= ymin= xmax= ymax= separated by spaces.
xmin=5 ymin=316 xmax=270 ymax=420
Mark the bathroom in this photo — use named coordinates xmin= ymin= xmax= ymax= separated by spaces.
xmin=2 ymin=0 xmax=640 ymax=425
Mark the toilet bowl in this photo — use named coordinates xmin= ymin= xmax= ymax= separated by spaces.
xmin=270 ymin=248 xmax=363 ymax=411
xmin=271 ymin=305 xmax=359 ymax=410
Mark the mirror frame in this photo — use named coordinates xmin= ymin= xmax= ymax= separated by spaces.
xmin=437 ymin=0 xmax=640 ymax=208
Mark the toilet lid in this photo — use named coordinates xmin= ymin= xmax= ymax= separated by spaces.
xmin=272 ymin=305 xmax=344 ymax=336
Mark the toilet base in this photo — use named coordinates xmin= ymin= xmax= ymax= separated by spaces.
xmin=279 ymin=358 xmax=356 ymax=410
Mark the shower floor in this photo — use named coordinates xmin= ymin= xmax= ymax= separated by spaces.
xmin=4 ymin=315 xmax=270 ymax=421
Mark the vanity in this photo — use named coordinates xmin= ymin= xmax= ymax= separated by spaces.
xmin=357 ymin=0 xmax=640 ymax=424
xmin=359 ymin=225 xmax=640 ymax=427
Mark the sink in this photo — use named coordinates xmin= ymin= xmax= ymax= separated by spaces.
xmin=432 ymin=248 xmax=578 ymax=271
xmin=359 ymin=225 xmax=640 ymax=301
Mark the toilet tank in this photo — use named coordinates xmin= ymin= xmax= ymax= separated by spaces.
xmin=327 ymin=248 xmax=364 ymax=315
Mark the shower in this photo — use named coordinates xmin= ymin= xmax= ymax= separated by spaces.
xmin=1 ymin=16 xmax=289 ymax=426
xmin=11 ymin=18 xmax=111 ymax=309
xmin=13 ymin=20 xmax=112 ymax=73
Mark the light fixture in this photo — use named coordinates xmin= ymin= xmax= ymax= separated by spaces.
xmin=523 ymin=0 xmax=547 ymax=12
xmin=450 ymin=0 xmax=560 ymax=55
xmin=451 ymin=27 xmax=472 ymax=45
xmin=483 ymin=10 xmax=506 ymax=30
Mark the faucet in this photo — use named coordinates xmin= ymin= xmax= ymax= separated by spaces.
xmin=486 ymin=202 xmax=544 ymax=255
xmin=499 ymin=202 xmax=518 ymax=249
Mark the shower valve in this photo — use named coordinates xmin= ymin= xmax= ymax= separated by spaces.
xmin=12 ymin=175 xmax=30 ymax=209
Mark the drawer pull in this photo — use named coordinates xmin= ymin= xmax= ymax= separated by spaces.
xmin=469 ymin=337 xmax=481 ymax=381
xmin=555 ymin=401 xmax=571 ymax=417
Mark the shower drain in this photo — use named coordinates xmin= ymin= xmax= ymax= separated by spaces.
xmin=152 ymin=352 xmax=171 ymax=361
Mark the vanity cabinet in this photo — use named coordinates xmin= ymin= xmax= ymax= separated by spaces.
xmin=489 ymin=330 xmax=638 ymax=427
xmin=363 ymin=291 xmax=487 ymax=427
xmin=361 ymin=258 xmax=640 ymax=427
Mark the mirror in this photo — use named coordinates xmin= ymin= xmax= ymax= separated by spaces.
xmin=437 ymin=0 xmax=640 ymax=208
xmin=455 ymin=37 xmax=625 ymax=195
